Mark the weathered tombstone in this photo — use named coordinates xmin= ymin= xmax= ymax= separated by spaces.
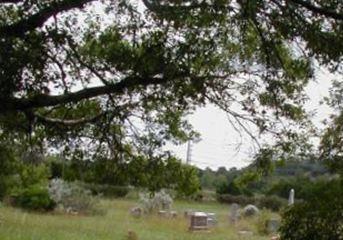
xmin=243 ymin=204 xmax=259 ymax=217
xmin=130 ymin=207 xmax=142 ymax=218
xmin=189 ymin=212 xmax=208 ymax=231
xmin=229 ymin=203 xmax=240 ymax=223
xmin=170 ymin=210 xmax=178 ymax=218
xmin=266 ymin=219 xmax=280 ymax=234
xmin=206 ymin=213 xmax=217 ymax=226
xmin=288 ymin=189 xmax=295 ymax=206
xmin=158 ymin=210 xmax=169 ymax=218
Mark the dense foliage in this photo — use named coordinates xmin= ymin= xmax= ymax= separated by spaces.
xmin=280 ymin=179 xmax=343 ymax=240
xmin=0 ymin=1 xmax=342 ymax=235
xmin=10 ymin=184 xmax=55 ymax=211
xmin=1 ymin=0 xmax=342 ymax=182
xmin=217 ymin=194 xmax=286 ymax=212
xmin=48 ymin=178 xmax=99 ymax=214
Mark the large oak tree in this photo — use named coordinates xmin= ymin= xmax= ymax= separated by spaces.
xmin=0 ymin=0 xmax=342 ymax=165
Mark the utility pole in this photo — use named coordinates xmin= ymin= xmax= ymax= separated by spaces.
xmin=186 ymin=140 xmax=192 ymax=164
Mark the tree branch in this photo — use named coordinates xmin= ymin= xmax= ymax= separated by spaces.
xmin=0 ymin=0 xmax=23 ymax=3
xmin=142 ymin=0 xmax=236 ymax=14
xmin=34 ymin=111 xmax=105 ymax=126
xmin=2 ymin=75 xmax=167 ymax=113
xmin=0 ymin=0 xmax=95 ymax=37
xmin=289 ymin=0 xmax=343 ymax=20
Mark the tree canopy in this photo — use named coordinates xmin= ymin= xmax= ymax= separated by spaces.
xmin=0 ymin=0 xmax=342 ymax=168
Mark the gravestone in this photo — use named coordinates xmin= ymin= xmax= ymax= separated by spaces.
xmin=288 ymin=189 xmax=295 ymax=205
xmin=189 ymin=212 xmax=208 ymax=231
xmin=158 ymin=210 xmax=169 ymax=218
xmin=206 ymin=213 xmax=217 ymax=226
xmin=243 ymin=204 xmax=259 ymax=217
xmin=170 ymin=210 xmax=178 ymax=218
xmin=130 ymin=207 xmax=142 ymax=218
xmin=229 ymin=203 xmax=240 ymax=223
xmin=266 ymin=219 xmax=280 ymax=234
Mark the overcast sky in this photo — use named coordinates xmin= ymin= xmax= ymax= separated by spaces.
xmin=166 ymin=68 xmax=336 ymax=170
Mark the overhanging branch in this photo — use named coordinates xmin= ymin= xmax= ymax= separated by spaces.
xmin=35 ymin=111 xmax=106 ymax=126
xmin=0 ymin=0 xmax=95 ymax=37
xmin=289 ymin=0 xmax=343 ymax=20
xmin=2 ymin=75 xmax=167 ymax=113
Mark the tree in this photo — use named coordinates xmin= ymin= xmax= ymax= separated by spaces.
xmin=0 ymin=1 xmax=342 ymax=177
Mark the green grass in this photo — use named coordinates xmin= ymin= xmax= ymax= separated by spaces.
xmin=0 ymin=199 xmax=273 ymax=240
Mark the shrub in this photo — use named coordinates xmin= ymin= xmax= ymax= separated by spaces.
xmin=279 ymin=179 xmax=343 ymax=240
xmin=85 ymin=184 xmax=129 ymax=198
xmin=216 ymin=181 xmax=252 ymax=196
xmin=256 ymin=211 xmax=273 ymax=235
xmin=48 ymin=179 xmax=99 ymax=214
xmin=217 ymin=194 xmax=286 ymax=212
xmin=10 ymin=184 xmax=55 ymax=211
xmin=257 ymin=195 xmax=286 ymax=212
xmin=217 ymin=194 xmax=255 ymax=205
xmin=139 ymin=190 xmax=173 ymax=213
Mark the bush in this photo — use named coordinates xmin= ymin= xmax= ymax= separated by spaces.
xmin=279 ymin=179 xmax=343 ymax=240
xmin=139 ymin=190 xmax=173 ymax=213
xmin=256 ymin=211 xmax=273 ymax=235
xmin=217 ymin=194 xmax=286 ymax=212
xmin=85 ymin=184 xmax=129 ymax=198
xmin=216 ymin=181 xmax=252 ymax=196
xmin=217 ymin=194 xmax=255 ymax=205
xmin=48 ymin=179 xmax=99 ymax=214
xmin=257 ymin=195 xmax=286 ymax=212
xmin=10 ymin=185 xmax=55 ymax=211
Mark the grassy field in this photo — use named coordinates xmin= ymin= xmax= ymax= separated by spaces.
xmin=0 ymin=199 xmax=273 ymax=240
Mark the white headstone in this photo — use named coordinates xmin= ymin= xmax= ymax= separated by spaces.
xmin=288 ymin=189 xmax=295 ymax=205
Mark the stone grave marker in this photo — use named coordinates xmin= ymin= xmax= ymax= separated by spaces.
xmin=206 ymin=212 xmax=217 ymax=226
xmin=189 ymin=212 xmax=208 ymax=231
xmin=242 ymin=204 xmax=259 ymax=217
xmin=130 ymin=207 xmax=142 ymax=218
xmin=170 ymin=210 xmax=178 ymax=218
xmin=288 ymin=189 xmax=295 ymax=205
xmin=158 ymin=210 xmax=169 ymax=218
xmin=229 ymin=203 xmax=240 ymax=223
xmin=266 ymin=219 xmax=280 ymax=234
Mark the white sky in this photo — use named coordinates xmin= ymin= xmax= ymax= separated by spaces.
xmin=166 ymin=68 xmax=337 ymax=170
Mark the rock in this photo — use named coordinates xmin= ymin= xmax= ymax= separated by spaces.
xmin=270 ymin=234 xmax=280 ymax=240
xmin=243 ymin=204 xmax=259 ymax=217
xmin=127 ymin=230 xmax=138 ymax=240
